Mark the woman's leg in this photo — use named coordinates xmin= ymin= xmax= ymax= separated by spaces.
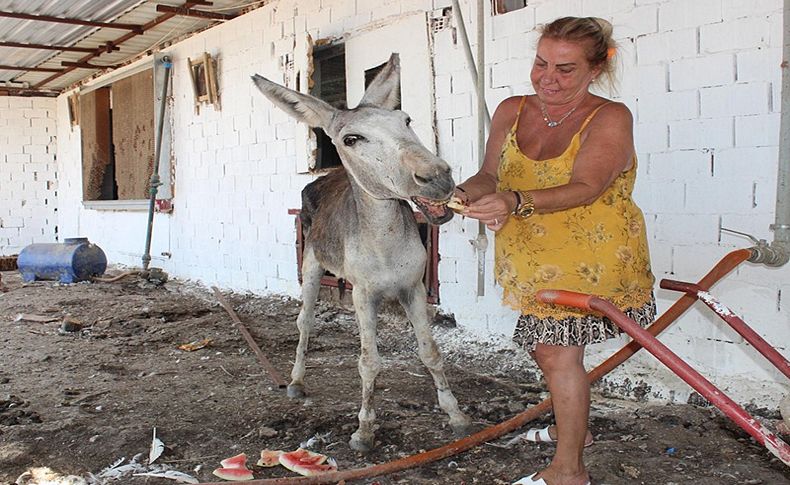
xmin=530 ymin=343 xmax=590 ymax=484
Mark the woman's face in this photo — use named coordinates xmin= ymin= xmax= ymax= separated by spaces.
xmin=530 ymin=37 xmax=600 ymax=106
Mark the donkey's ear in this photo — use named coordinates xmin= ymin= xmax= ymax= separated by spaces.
xmin=358 ymin=53 xmax=400 ymax=110
xmin=251 ymin=74 xmax=336 ymax=129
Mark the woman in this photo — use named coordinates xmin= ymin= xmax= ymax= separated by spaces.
xmin=455 ymin=17 xmax=656 ymax=485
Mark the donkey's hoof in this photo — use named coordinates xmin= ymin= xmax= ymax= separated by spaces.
xmin=450 ymin=415 xmax=473 ymax=437
xmin=349 ymin=432 xmax=374 ymax=453
xmin=286 ymin=384 xmax=306 ymax=398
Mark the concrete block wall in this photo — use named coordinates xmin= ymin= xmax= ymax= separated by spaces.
xmin=0 ymin=97 xmax=58 ymax=254
xmin=51 ymin=0 xmax=788 ymax=408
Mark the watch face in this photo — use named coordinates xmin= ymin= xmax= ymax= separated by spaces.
xmin=518 ymin=204 xmax=534 ymax=218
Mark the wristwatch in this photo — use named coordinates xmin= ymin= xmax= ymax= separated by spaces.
xmin=513 ymin=190 xmax=535 ymax=218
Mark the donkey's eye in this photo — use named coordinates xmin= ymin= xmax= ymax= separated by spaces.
xmin=343 ymin=134 xmax=364 ymax=147
xmin=405 ymin=117 xmax=412 ymax=127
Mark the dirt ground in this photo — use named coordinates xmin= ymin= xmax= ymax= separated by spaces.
xmin=1 ymin=269 xmax=788 ymax=485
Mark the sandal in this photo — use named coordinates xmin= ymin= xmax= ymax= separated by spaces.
xmin=512 ymin=473 xmax=591 ymax=485
xmin=523 ymin=425 xmax=594 ymax=447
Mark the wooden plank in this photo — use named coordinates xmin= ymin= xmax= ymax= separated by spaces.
xmin=79 ymin=88 xmax=112 ymax=200
xmin=112 ymin=69 xmax=154 ymax=200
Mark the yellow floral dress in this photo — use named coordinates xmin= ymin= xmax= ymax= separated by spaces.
xmin=496 ymin=97 xmax=656 ymax=350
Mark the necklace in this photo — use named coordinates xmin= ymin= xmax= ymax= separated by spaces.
xmin=539 ymin=100 xmax=578 ymax=128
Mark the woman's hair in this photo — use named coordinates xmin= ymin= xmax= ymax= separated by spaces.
xmin=539 ymin=16 xmax=619 ymax=93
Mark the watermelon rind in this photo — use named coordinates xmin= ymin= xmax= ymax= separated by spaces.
xmin=256 ymin=449 xmax=284 ymax=467
xmin=219 ymin=452 xmax=248 ymax=469
xmin=278 ymin=449 xmax=336 ymax=477
xmin=212 ymin=467 xmax=254 ymax=481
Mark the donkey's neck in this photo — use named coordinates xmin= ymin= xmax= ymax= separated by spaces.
xmin=347 ymin=177 xmax=415 ymax=237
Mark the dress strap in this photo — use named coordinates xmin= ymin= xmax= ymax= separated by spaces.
xmin=511 ymin=95 xmax=529 ymax=132
xmin=579 ymin=101 xmax=614 ymax=132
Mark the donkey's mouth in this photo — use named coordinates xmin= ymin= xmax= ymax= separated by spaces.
xmin=411 ymin=196 xmax=454 ymax=225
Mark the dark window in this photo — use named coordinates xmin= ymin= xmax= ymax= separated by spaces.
xmin=310 ymin=43 xmax=346 ymax=170
xmin=492 ymin=0 xmax=528 ymax=15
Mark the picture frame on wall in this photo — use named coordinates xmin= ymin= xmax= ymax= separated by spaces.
xmin=187 ymin=52 xmax=220 ymax=114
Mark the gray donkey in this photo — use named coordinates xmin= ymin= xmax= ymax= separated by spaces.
xmin=252 ymin=54 xmax=471 ymax=452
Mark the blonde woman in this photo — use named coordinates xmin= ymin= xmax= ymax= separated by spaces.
xmin=456 ymin=17 xmax=656 ymax=485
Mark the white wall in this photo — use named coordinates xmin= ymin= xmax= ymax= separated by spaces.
xmin=0 ymin=96 xmax=58 ymax=254
xmin=51 ymin=0 xmax=788 ymax=408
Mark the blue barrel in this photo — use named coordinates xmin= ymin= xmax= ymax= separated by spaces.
xmin=18 ymin=237 xmax=107 ymax=284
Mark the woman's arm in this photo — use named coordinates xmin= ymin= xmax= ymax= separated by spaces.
xmin=463 ymin=101 xmax=634 ymax=225
xmin=454 ymin=96 xmax=523 ymax=203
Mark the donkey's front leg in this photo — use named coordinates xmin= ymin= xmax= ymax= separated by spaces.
xmin=349 ymin=287 xmax=382 ymax=452
xmin=288 ymin=246 xmax=324 ymax=398
xmin=399 ymin=285 xmax=472 ymax=435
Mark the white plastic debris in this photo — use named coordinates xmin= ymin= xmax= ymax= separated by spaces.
xmin=132 ymin=471 xmax=199 ymax=484
xmin=149 ymin=428 xmax=165 ymax=464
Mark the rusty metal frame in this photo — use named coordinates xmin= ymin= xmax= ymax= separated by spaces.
xmin=28 ymin=1 xmax=218 ymax=93
xmin=0 ymin=10 xmax=143 ymax=33
xmin=155 ymin=4 xmax=237 ymax=20
xmin=0 ymin=40 xmax=120 ymax=54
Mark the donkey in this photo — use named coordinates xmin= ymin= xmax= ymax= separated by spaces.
xmin=251 ymin=54 xmax=471 ymax=452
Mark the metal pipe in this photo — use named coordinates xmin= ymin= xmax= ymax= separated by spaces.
xmin=142 ymin=56 xmax=172 ymax=270
xmin=660 ymin=279 xmax=790 ymax=379
xmin=772 ymin=0 xmax=790 ymax=252
xmin=197 ymin=249 xmax=752 ymax=485
xmin=474 ymin=0 xmax=488 ymax=297
xmin=451 ymin=0 xmax=491 ymax=296
xmin=449 ymin=0 xmax=492 ymax=126
xmin=537 ymin=288 xmax=790 ymax=467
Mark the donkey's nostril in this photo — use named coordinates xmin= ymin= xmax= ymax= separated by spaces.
xmin=414 ymin=174 xmax=432 ymax=186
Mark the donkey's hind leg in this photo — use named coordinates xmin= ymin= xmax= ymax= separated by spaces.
xmin=288 ymin=246 xmax=324 ymax=398
xmin=399 ymin=285 xmax=472 ymax=435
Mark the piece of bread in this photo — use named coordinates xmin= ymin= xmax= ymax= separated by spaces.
xmin=446 ymin=195 xmax=467 ymax=213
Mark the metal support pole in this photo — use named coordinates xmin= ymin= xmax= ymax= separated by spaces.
xmin=142 ymin=56 xmax=172 ymax=270
xmin=450 ymin=0 xmax=492 ymax=126
xmin=537 ymin=288 xmax=790 ymax=467
xmin=450 ymin=0 xmax=491 ymax=296
xmin=660 ymin=279 xmax=790 ymax=379
xmin=772 ymin=0 xmax=790 ymax=250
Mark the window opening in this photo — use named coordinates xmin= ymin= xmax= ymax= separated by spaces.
xmin=492 ymin=0 xmax=528 ymax=15
xmin=310 ymin=43 xmax=346 ymax=170
xmin=80 ymin=68 xmax=154 ymax=201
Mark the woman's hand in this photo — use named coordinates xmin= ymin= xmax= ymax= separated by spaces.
xmin=463 ymin=192 xmax=517 ymax=232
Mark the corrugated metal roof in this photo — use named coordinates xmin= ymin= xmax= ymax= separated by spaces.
xmin=0 ymin=0 xmax=268 ymax=95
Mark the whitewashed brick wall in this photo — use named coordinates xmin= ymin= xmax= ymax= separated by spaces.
xmin=48 ymin=0 xmax=788 ymax=408
xmin=0 ymin=97 xmax=58 ymax=254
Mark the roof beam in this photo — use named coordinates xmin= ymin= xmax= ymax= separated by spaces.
xmin=32 ymin=1 xmax=220 ymax=90
xmin=0 ymin=11 xmax=144 ymax=34
xmin=155 ymin=5 xmax=237 ymax=21
xmin=0 ymin=40 xmax=120 ymax=54
xmin=61 ymin=61 xmax=122 ymax=70
xmin=0 ymin=64 xmax=63 ymax=73
xmin=0 ymin=87 xmax=59 ymax=97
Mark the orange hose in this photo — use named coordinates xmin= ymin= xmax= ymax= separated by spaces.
xmin=198 ymin=248 xmax=752 ymax=485
xmin=91 ymin=270 xmax=139 ymax=282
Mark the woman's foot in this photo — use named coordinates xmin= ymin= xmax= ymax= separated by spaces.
xmin=524 ymin=425 xmax=594 ymax=447
xmin=514 ymin=467 xmax=590 ymax=485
